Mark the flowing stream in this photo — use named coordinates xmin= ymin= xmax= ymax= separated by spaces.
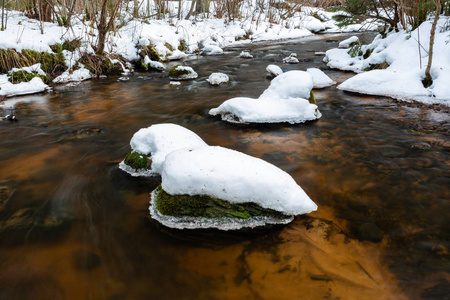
xmin=0 ymin=33 xmax=449 ymax=300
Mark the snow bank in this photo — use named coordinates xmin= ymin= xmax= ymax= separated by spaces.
xmin=53 ymin=66 xmax=91 ymax=84
xmin=161 ymin=146 xmax=317 ymax=216
xmin=207 ymin=73 xmax=229 ymax=85
xmin=306 ymin=68 xmax=336 ymax=88
xmin=0 ymin=75 xmax=48 ymax=98
xmin=120 ymin=123 xmax=208 ymax=175
xmin=339 ymin=36 xmax=359 ymax=48
xmin=325 ymin=18 xmax=450 ymax=105
xmin=210 ymin=71 xmax=320 ymax=124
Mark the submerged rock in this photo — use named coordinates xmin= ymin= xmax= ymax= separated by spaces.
xmin=168 ymin=65 xmax=198 ymax=80
xmin=0 ymin=186 xmax=14 ymax=212
xmin=357 ymin=222 xmax=384 ymax=243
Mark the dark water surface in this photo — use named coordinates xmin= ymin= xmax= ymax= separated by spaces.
xmin=0 ymin=34 xmax=449 ymax=300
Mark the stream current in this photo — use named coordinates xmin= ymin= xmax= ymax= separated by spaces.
xmin=0 ymin=34 xmax=449 ymax=300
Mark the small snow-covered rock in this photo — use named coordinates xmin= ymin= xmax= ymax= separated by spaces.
xmin=339 ymin=36 xmax=359 ymax=48
xmin=306 ymin=68 xmax=336 ymax=88
xmin=118 ymin=76 xmax=129 ymax=81
xmin=53 ymin=66 xmax=92 ymax=84
xmin=240 ymin=51 xmax=253 ymax=58
xmin=206 ymin=73 xmax=229 ymax=85
xmin=167 ymin=50 xmax=188 ymax=61
xmin=266 ymin=64 xmax=283 ymax=77
xmin=168 ymin=65 xmax=198 ymax=80
xmin=160 ymin=146 xmax=318 ymax=216
xmin=304 ymin=15 xmax=326 ymax=33
xmin=144 ymin=55 xmax=165 ymax=71
xmin=169 ymin=81 xmax=181 ymax=86
xmin=201 ymin=44 xmax=223 ymax=55
xmin=283 ymin=53 xmax=299 ymax=64
xmin=119 ymin=123 xmax=208 ymax=176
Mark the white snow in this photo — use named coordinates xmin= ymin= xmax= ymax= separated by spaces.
xmin=303 ymin=16 xmax=326 ymax=33
xmin=53 ymin=66 xmax=91 ymax=83
xmin=161 ymin=146 xmax=318 ymax=216
xmin=121 ymin=123 xmax=208 ymax=175
xmin=206 ymin=73 xmax=229 ymax=85
xmin=210 ymin=71 xmax=320 ymax=124
xmin=266 ymin=64 xmax=283 ymax=77
xmin=201 ymin=44 xmax=224 ymax=55
xmin=0 ymin=75 xmax=48 ymax=98
xmin=339 ymin=36 xmax=359 ymax=48
xmin=306 ymin=68 xmax=336 ymax=88
xmin=240 ymin=51 xmax=253 ymax=58
xmin=325 ymin=17 xmax=450 ymax=106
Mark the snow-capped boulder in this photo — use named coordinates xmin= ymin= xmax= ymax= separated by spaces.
xmin=304 ymin=15 xmax=326 ymax=33
xmin=266 ymin=64 xmax=283 ymax=77
xmin=240 ymin=51 xmax=253 ymax=58
xmin=201 ymin=44 xmax=223 ymax=55
xmin=283 ymin=53 xmax=299 ymax=64
xmin=144 ymin=55 xmax=165 ymax=71
xmin=119 ymin=123 xmax=208 ymax=176
xmin=168 ymin=65 xmax=198 ymax=80
xmin=339 ymin=36 xmax=359 ymax=48
xmin=150 ymin=146 xmax=317 ymax=230
xmin=306 ymin=68 xmax=336 ymax=88
xmin=167 ymin=50 xmax=188 ymax=61
xmin=209 ymin=71 xmax=321 ymax=124
xmin=206 ymin=73 xmax=229 ymax=85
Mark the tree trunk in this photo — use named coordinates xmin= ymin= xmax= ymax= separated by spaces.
xmin=423 ymin=0 xmax=442 ymax=87
xmin=39 ymin=0 xmax=52 ymax=22
xmin=96 ymin=0 xmax=109 ymax=55
xmin=185 ymin=0 xmax=196 ymax=19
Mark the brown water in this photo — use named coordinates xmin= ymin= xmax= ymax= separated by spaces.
xmin=0 ymin=34 xmax=449 ymax=300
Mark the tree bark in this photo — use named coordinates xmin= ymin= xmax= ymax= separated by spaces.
xmin=423 ymin=0 xmax=442 ymax=87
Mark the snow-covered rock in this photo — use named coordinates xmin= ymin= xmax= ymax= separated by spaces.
xmin=119 ymin=123 xmax=208 ymax=176
xmin=160 ymin=146 xmax=317 ymax=216
xmin=339 ymin=36 xmax=359 ymax=48
xmin=167 ymin=50 xmax=188 ymax=61
xmin=304 ymin=16 xmax=326 ymax=33
xmin=240 ymin=51 xmax=253 ymax=58
xmin=209 ymin=71 xmax=320 ymax=124
xmin=306 ymin=68 xmax=336 ymax=88
xmin=283 ymin=53 xmax=299 ymax=64
xmin=144 ymin=55 xmax=165 ymax=71
xmin=260 ymin=70 xmax=313 ymax=100
xmin=201 ymin=44 xmax=223 ymax=55
xmin=168 ymin=65 xmax=198 ymax=80
xmin=206 ymin=73 xmax=229 ymax=85
xmin=266 ymin=64 xmax=283 ymax=77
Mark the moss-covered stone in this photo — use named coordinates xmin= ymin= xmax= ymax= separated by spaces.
xmin=363 ymin=61 xmax=389 ymax=71
xmin=178 ymin=39 xmax=187 ymax=51
xmin=155 ymin=186 xmax=287 ymax=220
xmin=168 ymin=64 xmax=190 ymax=78
xmin=124 ymin=151 xmax=150 ymax=170
xmin=139 ymin=43 xmax=161 ymax=62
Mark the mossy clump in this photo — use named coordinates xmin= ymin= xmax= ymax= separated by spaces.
xmin=363 ymin=61 xmax=389 ymax=71
xmin=155 ymin=186 xmax=287 ymax=220
xmin=0 ymin=48 xmax=66 ymax=78
xmin=78 ymin=53 xmax=123 ymax=77
xmin=348 ymin=43 xmax=363 ymax=58
xmin=309 ymin=90 xmax=316 ymax=105
xmin=8 ymin=70 xmax=50 ymax=84
xmin=139 ymin=43 xmax=161 ymax=62
xmin=124 ymin=152 xmax=150 ymax=170
xmin=164 ymin=42 xmax=174 ymax=52
xmin=168 ymin=65 xmax=190 ymax=78
xmin=178 ymin=39 xmax=187 ymax=52
xmin=235 ymin=30 xmax=253 ymax=41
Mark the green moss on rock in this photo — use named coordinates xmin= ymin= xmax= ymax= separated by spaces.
xmin=8 ymin=70 xmax=50 ymax=84
xmin=309 ymin=90 xmax=316 ymax=105
xmin=139 ymin=43 xmax=161 ymax=62
xmin=124 ymin=152 xmax=150 ymax=170
xmin=155 ymin=186 xmax=287 ymax=219
xmin=168 ymin=65 xmax=190 ymax=78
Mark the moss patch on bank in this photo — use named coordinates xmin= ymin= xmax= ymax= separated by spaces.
xmin=124 ymin=151 xmax=150 ymax=170
xmin=155 ymin=186 xmax=287 ymax=219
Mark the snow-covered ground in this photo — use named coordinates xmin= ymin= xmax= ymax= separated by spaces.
xmin=324 ymin=17 xmax=450 ymax=106
xmin=0 ymin=1 xmax=377 ymax=99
